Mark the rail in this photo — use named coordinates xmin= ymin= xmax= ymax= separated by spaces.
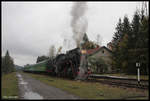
xmin=88 ymin=74 xmax=149 ymax=89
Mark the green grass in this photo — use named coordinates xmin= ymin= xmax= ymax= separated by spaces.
xmin=2 ymin=72 xmax=19 ymax=99
xmin=22 ymin=72 xmax=149 ymax=100
xmin=98 ymin=73 xmax=149 ymax=80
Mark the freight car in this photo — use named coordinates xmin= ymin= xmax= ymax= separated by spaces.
xmin=23 ymin=48 xmax=85 ymax=79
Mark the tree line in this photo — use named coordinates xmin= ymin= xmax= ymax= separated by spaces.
xmin=111 ymin=7 xmax=149 ymax=75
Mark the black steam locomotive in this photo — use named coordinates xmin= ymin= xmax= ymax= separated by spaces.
xmin=46 ymin=48 xmax=81 ymax=79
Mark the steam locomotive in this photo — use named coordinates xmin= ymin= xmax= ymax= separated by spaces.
xmin=23 ymin=48 xmax=90 ymax=79
xmin=46 ymin=48 xmax=81 ymax=79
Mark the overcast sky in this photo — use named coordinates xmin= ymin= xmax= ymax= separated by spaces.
xmin=2 ymin=1 xmax=148 ymax=66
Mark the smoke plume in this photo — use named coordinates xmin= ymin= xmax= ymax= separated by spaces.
xmin=70 ymin=2 xmax=89 ymax=80
xmin=70 ymin=2 xmax=88 ymax=47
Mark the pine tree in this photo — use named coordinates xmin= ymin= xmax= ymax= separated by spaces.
xmin=2 ymin=50 xmax=15 ymax=74
xmin=122 ymin=15 xmax=131 ymax=36
xmin=137 ymin=14 xmax=149 ymax=74
xmin=120 ymin=16 xmax=131 ymax=73
xmin=111 ymin=16 xmax=131 ymax=73
xmin=111 ymin=18 xmax=124 ymax=72
xmin=130 ymin=11 xmax=140 ymax=49
xmin=138 ymin=15 xmax=148 ymax=49
xmin=112 ymin=18 xmax=123 ymax=47
xmin=82 ymin=33 xmax=89 ymax=43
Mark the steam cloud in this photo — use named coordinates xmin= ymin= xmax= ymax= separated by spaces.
xmin=70 ymin=2 xmax=88 ymax=47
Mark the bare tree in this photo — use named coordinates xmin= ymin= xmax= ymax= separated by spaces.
xmin=96 ymin=34 xmax=102 ymax=46
xmin=142 ymin=2 xmax=148 ymax=16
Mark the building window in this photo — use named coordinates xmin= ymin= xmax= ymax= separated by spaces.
xmin=102 ymin=50 xmax=104 ymax=53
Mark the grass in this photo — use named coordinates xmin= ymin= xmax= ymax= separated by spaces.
xmin=98 ymin=73 xmax=149 ymax=80
xmin=2 ymin=72 xmax=19 ymax=99
xmin=22 ymin=72 xmax=149 ymax=100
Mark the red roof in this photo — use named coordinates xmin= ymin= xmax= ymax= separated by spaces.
xmin=86 ymin=46 xmax=100 ymax=55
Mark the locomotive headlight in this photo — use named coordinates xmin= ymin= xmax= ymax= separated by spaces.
xmin=81 ymin=50 xmax=87 ymax=54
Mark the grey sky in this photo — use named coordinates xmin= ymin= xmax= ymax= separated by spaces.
xmin=2 ymin=1 xmax=148 ymax=66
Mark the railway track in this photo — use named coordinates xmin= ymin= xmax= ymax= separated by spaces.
xmin=87 ymin=75 xmax=149 ymax=90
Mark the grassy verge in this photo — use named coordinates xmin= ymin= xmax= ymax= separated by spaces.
xmin=2 ymin=72 xmax=19 ymax=99
xmin=22 ymin=72 xmax=148 ymax=99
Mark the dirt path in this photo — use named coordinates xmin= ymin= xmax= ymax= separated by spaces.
xmin=16 ymin=72 xmax=80 ymax=99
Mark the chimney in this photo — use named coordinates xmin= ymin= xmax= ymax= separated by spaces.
xmin=107 ymin=42 xmax=112 ymax=50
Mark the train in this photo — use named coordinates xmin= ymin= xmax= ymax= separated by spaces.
xmin=23 ymin=48 xmax=91 ymax=79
